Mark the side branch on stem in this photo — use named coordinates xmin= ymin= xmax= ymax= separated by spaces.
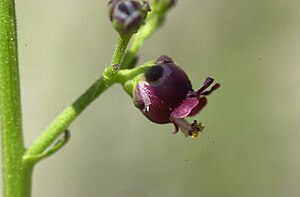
xmin=25 ymin=33 xmax=132 ymax=159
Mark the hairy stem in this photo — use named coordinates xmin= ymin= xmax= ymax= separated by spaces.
xmin=103 ymin=35 xmax=131 ymax=79
xmin=0 ymin=0 xmax=31 ymax=197
xmin=122 ymin=1 xmax=174 ymax=69
xmin=25 ymin=34 xmax=131 ymax=159
xmin=25 ymin=77 xmax=108 ymax=156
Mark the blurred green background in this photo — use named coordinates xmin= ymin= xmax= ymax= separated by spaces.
xmin=1 ymin=0 xmax=300 ymax=196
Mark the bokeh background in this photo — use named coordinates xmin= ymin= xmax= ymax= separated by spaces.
xmin=1 ymin=0 xmax=300 ymax=196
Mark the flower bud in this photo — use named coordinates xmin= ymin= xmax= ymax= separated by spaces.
xmin=131 ymin=55 xmax=220 ymax=138
xmin=108 ymin=0 xmax=151 ymax=35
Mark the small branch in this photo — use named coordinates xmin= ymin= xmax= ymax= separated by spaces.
xmin=26 ymin=34 xmax=132 ymax=157
xmin=25 ymin=77 xmax=107 ymax=156
xmin=111 ymin=35 xmax=132 ymax=65
xmin=103 ymin=34 xmax=131 ymax=79
xmin=23 ymin=130 xmax=70 ymax=164
xmin=121 ymin=16 xmax=159 ymax=69
xmin=122 ymin=1 xmax=174 ymax=69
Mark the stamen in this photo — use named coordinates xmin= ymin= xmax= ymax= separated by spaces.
xmin=189 ymin=120 xmax=205 ymax=138
xmin=170 ymin=118 xmax=204 ymax=138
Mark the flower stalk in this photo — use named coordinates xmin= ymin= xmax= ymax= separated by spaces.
xmin=122 ymin=0 xmax=177 ymax=69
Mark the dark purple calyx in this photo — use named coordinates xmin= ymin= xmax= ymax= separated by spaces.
xmin=133 ymin=57 xmax=193 ymax=123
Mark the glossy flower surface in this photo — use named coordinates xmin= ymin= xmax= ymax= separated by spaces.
xmin=132 ymin=56 xmax=220 ymax=137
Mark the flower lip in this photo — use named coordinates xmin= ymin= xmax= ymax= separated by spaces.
xmin=169 ymin=77 xmax=220 ymax=137
xmin=172 ymin=77 xmax=220 ymax=119
xmin=188 ymin=97 xmax=207 ymax=117
xmin=171 ymin=97 xmax=199 ymax=119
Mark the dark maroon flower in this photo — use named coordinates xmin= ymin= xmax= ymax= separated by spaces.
xmin=132 ymin=55 xmax=220 ymax=138
xmin=108 ymin=0 xmax=150 ymax=35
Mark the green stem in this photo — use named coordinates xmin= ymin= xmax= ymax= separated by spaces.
xmin=122 ymin=16 xmax=160 ymax=69
xmin=127 ymin=15 xmax=161 ymax=59
xmin=25 ymin=77 xmax=108 ymax=156
xmin=103 ymin=34 xmax=131 ymax=79
xmin=116 ymin=60 xmax=155 ymax=96
xmin=122 ymin=1 xmax=173 ymax=69
xmin=25 ymin=1 xmax=175 ymax=158
xmin=0 ymin=0 xmax=31 ymax=197
xmin=25 ymin=34 xmax=131 ymax=159
xmin=23 ymin=130 xmax=70 ymax=164
xmin=111 ymin=35 xmax=131 ymax=65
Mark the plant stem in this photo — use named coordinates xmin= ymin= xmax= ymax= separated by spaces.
xmin=122 ymin=1 xmax=173 ymax=69
xmin=111 ymin=35 xmax=131 ymax=65
xmin=0 ymin=0 xmax=31 ymax=197
xmin=25 ymin=77 xmax=108 ymax=156
xmin=121 ymin=15 xmax=160 ymax=69
xmin=25 ymin=35 xmax=131 ymax=158
xmin=103 ymin=34 xmax=131 ymax=79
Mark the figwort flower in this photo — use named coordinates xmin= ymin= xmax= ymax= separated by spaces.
xmin=132 ymin=56 xmax=220 ymax=138
xmin=108 ymin=0 xmax=150 ymax=35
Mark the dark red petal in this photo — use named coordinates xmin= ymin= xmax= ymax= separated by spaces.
xmin=171 ymin=97 xmax=199 ymax=119
xmin=188 ymin=97 xmax=207 ymax=117
xmin=201 ymin=83 xmax=221 ymax=95
xmin=187 ymin=77 xmax=219 ymax=98
xmin=198 ymin=77 xmax=214 ymax=93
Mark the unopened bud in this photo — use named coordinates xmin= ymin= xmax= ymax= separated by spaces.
xmin=108 ymin=0 xmax=151 ymax=35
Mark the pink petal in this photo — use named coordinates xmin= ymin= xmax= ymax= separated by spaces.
xmin=188 ymin=97 xmax=207 ymax=116
xmin=171 ymin=97 xmax=199 ymax=119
